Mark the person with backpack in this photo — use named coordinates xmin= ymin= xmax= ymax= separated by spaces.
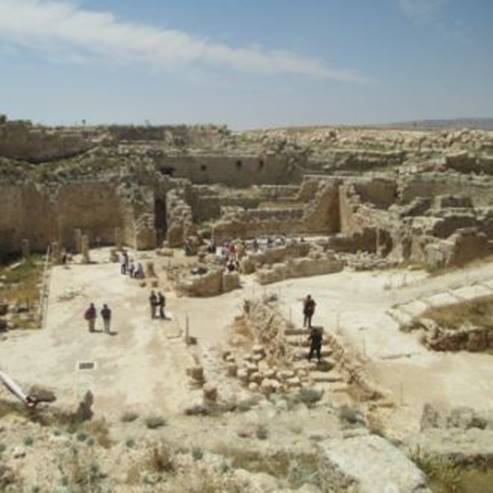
xmin=101 ymin=304 xmax=112 ymax=334
xmin=84 ymin=303 xmax=97 ymax=333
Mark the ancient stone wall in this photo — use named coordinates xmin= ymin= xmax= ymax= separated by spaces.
xmin=0 ymin=120 xmax=93 ymax=163
xmin=0 ymin=180 xmax=157 ymax=255
xmin=156 ymin=154 xmax=302 ymax=187
xmin=399 ymin=173 xmax=493 ymax=207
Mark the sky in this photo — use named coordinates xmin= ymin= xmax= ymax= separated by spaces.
xmin=0 ymin=0 xmax=492 ymax=129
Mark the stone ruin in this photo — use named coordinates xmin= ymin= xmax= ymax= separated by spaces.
xmin=2 ymin=116 xmax=493 ymax=279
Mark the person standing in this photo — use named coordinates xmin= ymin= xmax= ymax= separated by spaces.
xmin=121 ymin=250 xmax=129 ymax=275
xmin=303 ymin=295 xmax=316 ymax=328
xmin=149 ymin=291 xmax=157 ymax=319
xmin=101 ymin=304 xmax=112 ymax=334
xmin=84 ymin=303 xmax=97 ymax=333
xmin=308 ymin=326 xmax=323 ymax=363
xmin=158 ymin=292 xmax=166 ymax=320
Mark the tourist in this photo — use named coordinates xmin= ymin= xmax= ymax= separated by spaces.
xmin=149 ymin=291 xmax=158 ymax=319
xmin=303 ymin=294 xmax=316 ymax=328
xmin=121 ymin=251 xmax=129 ymax=275
xmin=128 ymin=260 xmax=135 ymax=278
xmin=135 ymin=262 xmax=145 ymax=279
xmin=101 ymin=304 xmax=112 ymax=334
xmin=207 ymin=240 xmax=216 ymax=254
xmin=226 ymin=258 xmax=236 ymax=272
xmin=158 ymin=292 xmax=166 ymax=319
xmin=253 ymin=238 xmax=259 ymax=252
xmin=84 ymin=303 xmax=97 ymax=333
xmin=308 ymin=326 xmax=323 ymax=363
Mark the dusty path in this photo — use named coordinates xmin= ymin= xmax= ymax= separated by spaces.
xmin=0 ymin=258 xmax=193 ymax=417
xmin=3 ymin=250 xmax=493 ymax=431
xmin=178 ymin=261 xmax=493 ymax=432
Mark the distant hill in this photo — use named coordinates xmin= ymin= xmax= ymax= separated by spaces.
xmin=383 ymin=118 xmax=493 ymax=131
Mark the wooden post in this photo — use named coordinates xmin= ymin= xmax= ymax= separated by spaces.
xmin=185 ymin=314 xmax=190 ymax=345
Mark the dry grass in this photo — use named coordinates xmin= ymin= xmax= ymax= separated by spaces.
xmin=421 ymin=295 xmax=493 ymax=331
xmin=213 ymin=446 xmax=321 ymax=489
xmin=0 ymin=256 xmax=44 ymax=305
xmin=146 ymin=442 xmax=175 ymax=474
xmin=229 ymin=315 xmax=255 ymax=348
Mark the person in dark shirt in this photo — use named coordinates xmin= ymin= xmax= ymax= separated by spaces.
xmin=101 ymin=304 xmax=112 ymax=334
xmin=308 ymin=327 xmax=323 ymax=363
xmin=149 ymin=291 xmax=157 ymax=319
xmin=303 ymin=295 xmax=316 ymax=328
xmin=158 ymin=292 xmax=166 ymax=320
xmin=84 ymin=303 xmax=97 ymax=333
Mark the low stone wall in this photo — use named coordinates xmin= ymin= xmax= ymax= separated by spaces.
xmin=415 ymin=317 xmax=493 ymax=352
xmin=256 ymin=253 xmax=344 ymax=285
xmin=177 ymin=267 xmax=240 ymax=297
xmin=424 ymin=228 xmax=493 ymax=271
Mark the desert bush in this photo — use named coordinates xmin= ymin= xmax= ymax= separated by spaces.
xmin=57 ymin=445 xmax=106 ymax=492
xmin=145 ymin=416 xmax=167 ymax=430
xmin=23 ymin=436 xmax=34 ymax=447
xmin=255 ymin=424 xmax=269 ymax=440
xmin=76 ymin=432 xmax=88 ymax=442
xmin=293 ymin=388 xmax=323 ymax=407
xmin=409 ymin=447 xmax=463 ymax=493
xmin=338 ymin=404 xmax=364 ymax=426
xmin=192 ymin=447 xmax=204 ymax=461
xmin=120 ymin=411 xmax=139 ymax=423
xmin=147 ymin=442 xmax=175 ymax=474
xmin=82 ymin=419 xmax=113 ymax=449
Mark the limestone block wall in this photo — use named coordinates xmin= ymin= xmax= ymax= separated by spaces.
xmin=302 ymin=180 xmax=340 ymax=234
xmin=0 ymin=180 xmax=158 ymax=256
xmin=399 ymin=173 xmax=493 ymax=207
xmin=0 ymin=120 xmax=92 ymax=163
xmin=157 ymin=154 xmax=302 ymax=187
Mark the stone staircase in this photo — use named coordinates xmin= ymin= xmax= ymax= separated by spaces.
xmin=284 ymin=326 xmax=349 ymax=395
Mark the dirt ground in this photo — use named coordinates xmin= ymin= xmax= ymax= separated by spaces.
xmin=1 ymin=248 xmax=493 ymax=438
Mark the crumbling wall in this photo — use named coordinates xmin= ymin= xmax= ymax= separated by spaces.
xmin=256 ymin=251 xmax=344 ymax=285
xmin=399 ymin=173 xmax=493 ymax=207
xmin=0 ymin=180 xmax=158 ymax=255
xmin=157 ymin=154 xmax=302 ymax=187
xmin=0 ymin=119 xmax=93 ymax=163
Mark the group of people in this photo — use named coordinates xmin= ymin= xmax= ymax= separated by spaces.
xmin=84 ymin=303 xmax=113 ymax=334
xmin=149 ymin=290 xmax=167 ymax=320
xmin=120 ymin=251 xmax=145 ymax=279
xmin=302 ymin=294 xmax=323 ymax=363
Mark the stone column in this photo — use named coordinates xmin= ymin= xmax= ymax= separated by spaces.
xmin=21 ymin=239 xmax=30 ymax=259
xmin=81 ymin=235 xmax=91 ymax=264
xmin=74 ymin=229 xmax=82 ymax=254
xmin=114 ymin=227 xmax=123 ymax=250
xmin=51 ymin=242 xmax=61 ymax=264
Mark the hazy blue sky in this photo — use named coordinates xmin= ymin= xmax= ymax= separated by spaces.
xmin=0 ymin=0 xmax=492 ymax=128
